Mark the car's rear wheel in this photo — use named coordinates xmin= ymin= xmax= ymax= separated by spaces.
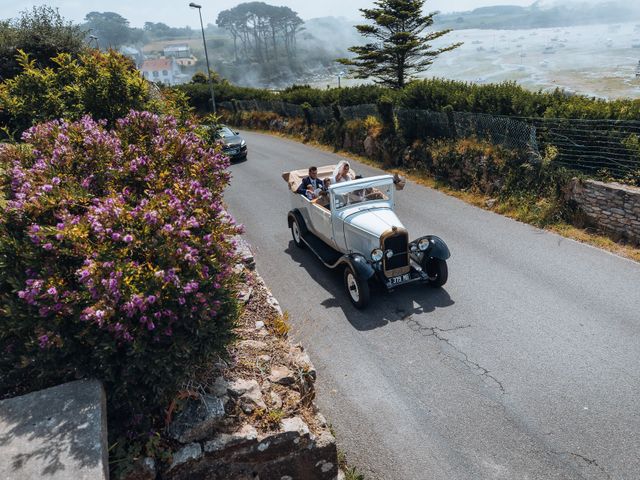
xmin=423 ymin=257 xmax=448 ymax=287
xmin=291 ymin=216 xmax=304 ymax=249
xmin=344 ymin=266 xmax=370 ymax=309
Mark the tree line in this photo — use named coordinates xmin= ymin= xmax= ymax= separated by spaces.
xmin=216 ymin=2 xmax=303 ymax=64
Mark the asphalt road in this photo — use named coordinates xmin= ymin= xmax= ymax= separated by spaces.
xmin=225 ymin=131 xmax=640 ymax=480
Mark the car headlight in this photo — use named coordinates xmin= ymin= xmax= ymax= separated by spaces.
xmin=418 ymin=238 xmax=430 ymax=251
xmin=240 ymin=139 xmax=246 ymax=147
xmin=385 ymin=249 xmax=394 ymax=259
xmin=371 ymin=248 xmax=383 ymax=262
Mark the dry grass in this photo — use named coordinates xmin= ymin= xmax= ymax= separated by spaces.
xmin=244 ymin=127 xmax=640 ymax=264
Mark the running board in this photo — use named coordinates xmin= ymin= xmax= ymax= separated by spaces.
xmin=300 ymin=231 xmax=344 ymax=268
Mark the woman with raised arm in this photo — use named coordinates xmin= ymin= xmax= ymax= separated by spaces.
xmin=331 ymin=160 xmax=354 ymax=184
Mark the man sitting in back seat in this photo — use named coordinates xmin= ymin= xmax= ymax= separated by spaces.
xmin=296 ymin=166 xmax=323 ymax=196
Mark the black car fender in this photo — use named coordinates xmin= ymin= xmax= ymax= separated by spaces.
xmin=338 ymin=253 xmax=376 ymax=281
xmin=410 ymin=235 xmax=451 ymax=261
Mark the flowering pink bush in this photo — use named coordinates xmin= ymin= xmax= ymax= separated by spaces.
xmin=0 ymin=111 xmax=242 ymax=420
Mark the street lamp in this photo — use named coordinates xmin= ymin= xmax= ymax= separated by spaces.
xmin=189 ymin=2 xmax=216 ymax=114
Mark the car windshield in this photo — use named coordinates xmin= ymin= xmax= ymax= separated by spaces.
xmin=215 ymin=126 xmax=236 ymax=139
xmin=333 ymin=181 xmax=393 ymax=209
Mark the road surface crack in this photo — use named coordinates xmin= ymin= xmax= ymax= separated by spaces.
xmin=402 ymin=314 xmax=506 ymax=394
xmin=551 ymin=450 xmax=611 ymax=480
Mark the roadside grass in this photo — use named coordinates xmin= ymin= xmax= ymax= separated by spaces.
xmin=242 ymin=127 xmax=640 ymax=264
xmin=337 ymin=447 xmax=366 ymax=480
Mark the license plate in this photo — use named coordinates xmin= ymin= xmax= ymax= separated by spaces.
xmin=227 ymin=148 xmax=238 ymax=155
xmin=387 ymin=273 xmax=410 ymax=286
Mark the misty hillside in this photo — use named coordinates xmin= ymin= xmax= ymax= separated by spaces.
xmin=435 ymin=0 xmax=640 ymax=30
xmin=298 ymin=17 xmax=361 ymax=57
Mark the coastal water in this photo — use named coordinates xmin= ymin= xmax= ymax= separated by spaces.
xmin=326 ymin=22 xmax=640 ymax=100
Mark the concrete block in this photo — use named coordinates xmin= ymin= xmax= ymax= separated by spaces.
xmin=0 ymin=380 xmax=108 ymax=480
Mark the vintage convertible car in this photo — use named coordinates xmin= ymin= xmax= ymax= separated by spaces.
xmin=282 ymin=165 xmax=450 ymax=308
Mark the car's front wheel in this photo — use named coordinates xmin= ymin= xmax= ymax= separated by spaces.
xmin=344 ymin=266 xmax=370 ymax=309
xmin=423 ymin=257 xmax=448 ymax=287
xmin=291 ymin=216 xmax=304 ymax=249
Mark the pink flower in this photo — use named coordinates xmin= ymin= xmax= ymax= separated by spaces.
xmin=123 ymin=234 xmax=133 ymax=243
xmin=38 ymin=335 xmax=50 ymax=349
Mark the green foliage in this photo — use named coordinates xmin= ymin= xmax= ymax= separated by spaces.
xmin=191 ymin=71 xmax=208 ymax=84
xmin=175 ymin=81 xmax=276 ymax=113
xmin=0 ymin=111 xmax=241 ymax=433
xmin=143 ymin=22 xmax=193 ymax=40
xmin=0 ymin=49 xmax=185 ymax=139
xmin=83 ymin=11 xmax=131 ymax=50
xmin=398 ymin=78 xmax=640 ymax=119
xmin=338 ymin=0 xmax=461 ymax=88
xmin=208 ymin=77 xmax=640 ymax=121
xmin=0 ymin=6 xmax=87 ymax=81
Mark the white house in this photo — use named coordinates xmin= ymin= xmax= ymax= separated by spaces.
xmin=140 ymin=58 xmax=181 ymax=85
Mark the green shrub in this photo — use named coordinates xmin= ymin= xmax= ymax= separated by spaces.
xmin=0 ymin=6 xmax=87 ymax=81
xmin=0 ymin=111 xmax=241 ymax=429
xmin=175 ymin=81 xmax=276 ymax=113
xmin=0 ymin=49 xmax=185 ymax=139
xmin=190 ymin=76 xmax=640 ymax=121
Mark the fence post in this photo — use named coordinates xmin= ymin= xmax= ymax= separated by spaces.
xmin=301 ymin=103 xmax=313 ymax=141
xmin=377 ymin=96 xmax=403 ymax=167
xmin=331 ymin=103 xmax=344 ymax=151
xmin=443 ymin=105 xmax=457 ymax=139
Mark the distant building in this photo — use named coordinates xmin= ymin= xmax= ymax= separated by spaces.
xmin=162 ymin=44 xmax=197 ymax=69
xmin=175 ymin=56 xmax=198 ymax=68
xmin=140 ymin=58 xmax=181 ymax=85
xmin=163 ymin=44 xmax=191 ymax=59
xmin=636 ymin=61 xmax=640 ymax=78
xmin=118 ymin=46 xmax=143 ymax=68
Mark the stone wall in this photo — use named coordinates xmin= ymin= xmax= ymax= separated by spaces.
xmin=155 ymin=237 xmax=339 ymax=480
xmin=566 ymin=179 xmax=640 ymax=244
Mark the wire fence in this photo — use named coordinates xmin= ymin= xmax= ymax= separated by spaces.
xmin=523 ymin=117 xmax=640 ymax=179
xmin=221 ymin=100 xmax=640 ymax=181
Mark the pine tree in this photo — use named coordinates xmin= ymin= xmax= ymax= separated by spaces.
xmin=338 ymin=0 xmax=461 ymax=89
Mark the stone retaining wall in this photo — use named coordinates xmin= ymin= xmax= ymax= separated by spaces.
xmin=156 ymin=237 xmax=339 ymax=480
xmin=566 ymin=179 xmax=640 ymax=245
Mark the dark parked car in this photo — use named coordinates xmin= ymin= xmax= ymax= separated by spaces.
xmin=214 ymin=125 xmax=247 ymax=162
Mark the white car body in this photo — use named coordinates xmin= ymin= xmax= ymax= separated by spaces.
xmin=284 ymin=166 xmax=450 ymax=308
xmin=290 ymin=175 xmax=400 ymax=254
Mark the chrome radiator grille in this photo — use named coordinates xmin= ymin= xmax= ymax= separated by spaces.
xmin=382 ymin=230 xmax=410 ymax=277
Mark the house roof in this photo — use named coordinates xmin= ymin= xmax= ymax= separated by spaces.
xmin=141 ymin=58 xmax=174 ymax=72
xmin=164 ymin=45 xmax=189 ymax=52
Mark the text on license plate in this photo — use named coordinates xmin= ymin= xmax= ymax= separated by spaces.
xmin=227 ymin=148 xmax=238 ymax=155
xmin=387 ymin=273 xmax=410 ymax=286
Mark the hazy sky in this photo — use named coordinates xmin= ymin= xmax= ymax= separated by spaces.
xmin=2 ymin=0 xmax=543 ymax=27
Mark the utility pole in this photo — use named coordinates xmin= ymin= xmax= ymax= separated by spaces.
xmin=189 ymin=2 xmax=216 ymax=114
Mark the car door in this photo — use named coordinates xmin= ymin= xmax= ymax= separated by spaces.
xmin=309 ymin=204 xmax=334 ymax=247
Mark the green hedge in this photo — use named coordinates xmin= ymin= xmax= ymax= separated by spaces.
xmin=175 ymin=77 xmax=640 ymax=121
